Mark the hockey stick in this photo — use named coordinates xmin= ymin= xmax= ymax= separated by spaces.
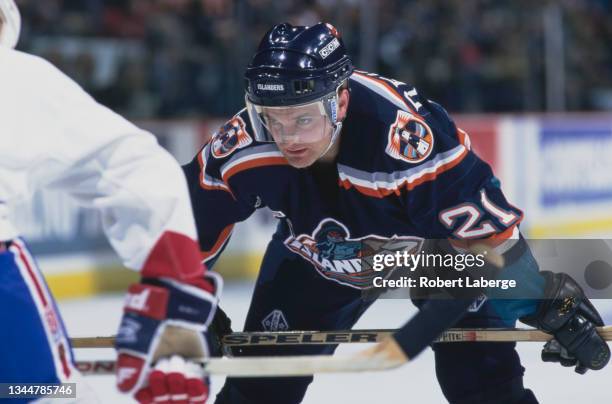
xmin=228 ymin=326 xmax=612 ymax=344
xmin=75 ymin=354 xmax=405 ymax=377
xmin=71 ymin=326 xmax=612 ymax=348
xmin=74 ymin=326 xmax=612 ymax=376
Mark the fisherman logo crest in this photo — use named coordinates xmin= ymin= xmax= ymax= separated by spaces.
xmin=284 ymin=218 xmax=423 ymax=289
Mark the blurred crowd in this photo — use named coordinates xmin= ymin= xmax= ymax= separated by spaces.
xmin=15 ymin=0 xmax=612 ymax=118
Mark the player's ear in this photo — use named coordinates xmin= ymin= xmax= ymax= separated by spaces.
xmin=337 ymin=86 xmax=350 ymax=121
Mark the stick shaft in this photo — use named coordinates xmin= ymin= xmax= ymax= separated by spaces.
xmin=75 ymin=355 xmax=404 ymax=377
xmin=71 ymin=326 xmax=612 ymax=348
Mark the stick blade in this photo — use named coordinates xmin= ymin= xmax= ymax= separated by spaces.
xmin=76 ymin=354 xmax=404 ymax=377
xmin=203 ymin=354 xmax=404 ymax=377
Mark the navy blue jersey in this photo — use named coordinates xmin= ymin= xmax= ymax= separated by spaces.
xmin=183 ymin=70 xmax=523 ymax=289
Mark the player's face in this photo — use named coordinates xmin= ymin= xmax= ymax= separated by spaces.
xmin=262 ymin=103 xmax=333 ymax=168
xmin=260 ymin=88 xmax=349 ymax=168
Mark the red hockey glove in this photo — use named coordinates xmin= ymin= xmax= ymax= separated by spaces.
xmin=114 ymin=272 xmax=222 ymax=403
xmin=134 ymin=356 xmax=209 ymax=404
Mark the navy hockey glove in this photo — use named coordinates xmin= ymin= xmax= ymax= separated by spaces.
xmin=207 ymin=305 xmax=234 ymax=357
xmin=521 ymin=271 xmax=610 ymax=373
xmin=115 ymin=272 xmax=222 ymax=403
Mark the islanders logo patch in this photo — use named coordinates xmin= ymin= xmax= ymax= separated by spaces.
xmin=386 ymin=110 xmax=434 ymax=164
xmin=284 ymin=218 xmax=423 ymax=289
xmin=211 ymin=116 xmax=252 ymax=158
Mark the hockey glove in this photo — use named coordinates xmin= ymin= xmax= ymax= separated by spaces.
xmin=207 ymin=305 xmax=234 ymax=357
xmin=115 ymin=271 xmax=222 ymax=403
xmin=134 ymin=356 xmax=208 ymax=404
xmin=520 ymin=271 xmax=610 ymax=373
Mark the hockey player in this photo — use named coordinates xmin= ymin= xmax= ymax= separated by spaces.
xmin=183 ymin=22 xmax=610 ymax=403
xmin=0 ymin=2 xmax=219 ymax=403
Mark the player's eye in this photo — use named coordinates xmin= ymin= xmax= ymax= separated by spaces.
xmin=296 ymin=116 xmax=313 ymax=127
xmin=264 ymin=116 xmax=283 ymax=131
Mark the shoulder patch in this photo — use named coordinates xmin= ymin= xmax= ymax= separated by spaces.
xmin=385 ymin=110 xmax=434 ymax=164
xmin=211 ymin=116 xmax=253 ymax=159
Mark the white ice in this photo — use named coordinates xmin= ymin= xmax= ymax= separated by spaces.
xmin=60 ymin=283 xmax=612 ymax=403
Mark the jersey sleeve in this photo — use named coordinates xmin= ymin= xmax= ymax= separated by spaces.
xmin=0 ymin=50 xmax=205 ymax=282
xmin=182 ymin=122 xmax=257 ymax=268
xmin=396 ymin=97 xmax=523 ymax=250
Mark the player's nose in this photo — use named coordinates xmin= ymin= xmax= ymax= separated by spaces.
xmin=281 ymin=133 xmax=301 ymax=147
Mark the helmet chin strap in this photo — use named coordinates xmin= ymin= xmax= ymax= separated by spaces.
xmin=317 ymin=121 xmax=343 ymax=162
xmin=317 ymin=87 xmax=345 ymax=162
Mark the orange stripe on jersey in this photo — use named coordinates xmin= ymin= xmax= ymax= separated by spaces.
xmin=403 ymin=147 xmax=468 ymax=191
xmin=197 ymin=147 xmax=235 ymax=196
xmin=456 ymin=128 xmax=472 ymax=150
xmin=339 ymin=146 xmax=469 ymax=198
xmin=352 ymin=71 xmax=422 ymax=117
xmin=449 ymin=222 xmax=522 ymax=251
xmin=222 ymin=156 xmax=289 ymax=183
xmin=197 ymin=149 xmax=205 ymax=184
xmin=486 ymin=221 xmax=522 ymax=242
xmin=201 ymin=224 xmax=234 ymax=262
xmin=338 ymin=178 xmax=395 ymax=198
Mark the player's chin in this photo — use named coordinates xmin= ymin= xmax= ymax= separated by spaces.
xmin=287 ymin=157 xmax=314 ymax=168
xmin=283 ymin=150 xmax=317 ymax=168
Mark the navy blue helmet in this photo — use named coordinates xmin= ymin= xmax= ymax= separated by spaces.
xmin=245 ymin=22 xmax=353 ymax=107
xmin=245 ymin=23 xmax=353 ymax=145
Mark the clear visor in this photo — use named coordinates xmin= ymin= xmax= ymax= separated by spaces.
xmin=246 ymin=93 xmax=338 ymax=144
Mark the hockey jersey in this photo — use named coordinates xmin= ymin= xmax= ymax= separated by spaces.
xmin=0 ymin=48 xmax=204 ymax=280
xmin=184 ymin=70 xmax=523 ymax=289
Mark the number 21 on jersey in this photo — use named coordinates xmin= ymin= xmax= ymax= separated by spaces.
xmin=439 ymin=189 xmax=519 ymax=239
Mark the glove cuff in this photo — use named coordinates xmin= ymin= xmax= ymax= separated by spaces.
xmin=520 ymin=271 xmax=602 ymax=332
xmin=142 ymin=271 xmax=222 ymax=328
